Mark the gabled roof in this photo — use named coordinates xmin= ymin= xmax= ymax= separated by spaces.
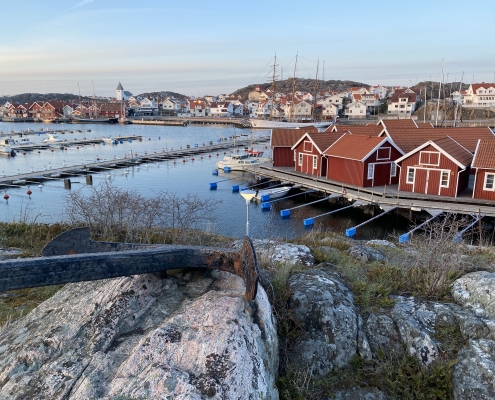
xmin=323 ymin=134 xmax=402 ymax=161
xmin=390 ymin=92 xmax=417 ymax=103
xmin=336 ymin=125 xmax=384 ymax=136
xmin=117 ymin=82 xmax=124 ymax=90
xmin=270 ymin=127 xmax=320 ymax=147
xmin=395 ymin=136 xmax=473 ymax=168
xmin=472 ymin=139 xmax=495 ymax=169
xmin=471 ymin=83 xmax=495 ymax=93
xmin=380 ymin=126 xmax=495 ymax=153
xmin=291 ymin=131 xmax=345 ymax=153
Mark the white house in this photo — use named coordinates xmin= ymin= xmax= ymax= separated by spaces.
xmin=116 ymin=82 xmax=133 ymax=101
xmin=462 ymin=83 xmax=495 ymax=107
xmin=353 ymin=93 xmax=381 ymax=108
xmin=302 ymin=92 xmax=315 ymax=102
xmin=369 ymin=85 xmax=388 ymax=100
xmin=387 ymin=92 xmax=417 ymax=118
xmin=345 ymin=102 xmax=368 ymax=119
xmin=138 ymin=98 xmax=158 ymax=116
xmin=245 ymin=100 xmax=259 ymax=118
xmin=189 ymin=99 xmax=207 ymax=117
xmin=256 ymin=100 xmax=272 ymax=119
xmin=322 ymin=104 xmax=339 ymax=120
xmin=209 ymin=102 xmax=233 ymax=117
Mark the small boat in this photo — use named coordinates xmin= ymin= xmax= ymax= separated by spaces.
xmin=102 ymin=137 xmax=119 ymax=145
xmin=254 ymin=186 xmax=292 ymax=200
xmin=0 ymin=140 xmax=16 ymax=157
xmin=43 ymin=134 xmax=64 ymax=143
xmin=246 ymin=149 xmax=265 ymax=157
xmin=216 ymin=153 xmax=265 ymax=170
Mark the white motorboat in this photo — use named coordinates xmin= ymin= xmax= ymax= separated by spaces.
xmin=216 ymin=152 xmax=269 ymax=170
xmin=248 ymin=119 xmax=333 ymax=129
xmin=102 ymin=137 xmax=119 ymax=144
xmin=0 ymin=139 xmax=16 ymax=156
xmin=254 ymin=186 xmax=292 ymax=200
xmin=43 ymin=134 xmax=64 ymax=143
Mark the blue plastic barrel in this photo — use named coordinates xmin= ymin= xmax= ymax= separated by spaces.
xmin=212 ymin=169 xmax=218 ymax=175
xmin=232 ymin=185 xmax=239 ymax=192
xmin=303 ymin=218 xmax=314 ymax=226
xmin=209 ymin=182 xmax=217 ymax=190
xmin=261 ymin=202 xmax=270 ymax=210
xmin=280 ymin=209 xmax=291 ymax=217
xmin=398 ymin=233 xmax=409 ymax=243
xmin=224 ymin=167 xmax=231 ymax=173
xmin=194 ymin=144 xmax=198 ymax=148
xmin=261 ymin=194 xmax=270 ymax=202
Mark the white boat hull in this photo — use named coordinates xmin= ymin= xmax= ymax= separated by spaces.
xmin=216 ymin=159 xmax=263 ymax=170
xmin=255 ymin=186 xmax=292 ymax=200
xmin=248 ymin=119 xmax=332 ymax=129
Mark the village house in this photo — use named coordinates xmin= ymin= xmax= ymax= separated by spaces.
xmin=189 ymin=99 xmax=207 ymax=117
xmin=369 ymin=85 xmax=389 ymax=100
xmin=345 ymin=102 xmax=368 ymax=119
xmin=100 ymin=103 xmax=123 ymax=118
xmin=395 ymin=136 xmax=473 ymax=197
xmin=138 ymin=98 xmax=158 ymax=116
xmin=462 ymin=83 xmax=495 ymax=107
xmin=209 ymin=102 xmax=232 ymax=118
xmin=270 ymin=127 xmax=321 ymax=167
xmin=256 ymin=100 xmax=272 ymax=119
xmin=471 ymin=140 xmax=495 ymax=201
xmin=324 ymin=134 xmax=404 ymax=187
xmin=322 ymin=104 xmax=339 ymax=120
xmin=387 ymin=92 xmax=418 ymax=118
xmin=248 ymin=87 xmax=262 ymax=102
xmin=116 ymin=82 xmax=133 ymax=101
xmin=291 ymin=131 xmax=344 ymax=176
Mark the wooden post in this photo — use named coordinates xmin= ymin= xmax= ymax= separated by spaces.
xmin=64 ymin=179 xmax=71 ymax=189
xmin=86 ymin=175 xmax=93 ymax=185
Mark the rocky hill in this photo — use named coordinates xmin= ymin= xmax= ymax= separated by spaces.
xmin=233 ymin=78 xmax=370 ymax=100
xmin=136 ymin=91 xmax=188 ymax=100
xmin=0 ymin=93 xmax=94 ymax=104
xmin=412 ymin=81 xmax=470 ymax=100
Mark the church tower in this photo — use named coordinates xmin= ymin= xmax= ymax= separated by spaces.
xmin=116 ymin=82 xmax=125 ymax=101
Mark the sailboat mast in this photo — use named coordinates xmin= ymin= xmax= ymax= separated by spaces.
xmin=269 ymin=53 xmax=277 ymax=121
xmin=435 ymin=59 xmax=444 ymax=127
xmin=312 ymin=58 xmax=319 ymax=120
xmin=290 ymin=52 xmax=298 ymax=120
xmin=453 ymin=71 xmax=464 ymax=127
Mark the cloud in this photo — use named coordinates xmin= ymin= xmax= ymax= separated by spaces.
xmin=70 ymin=0 xmax=96 ymax=10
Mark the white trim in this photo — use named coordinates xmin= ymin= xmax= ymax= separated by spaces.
xmin=313 ymin=155 xmax=318 ymax=169
xmin=440 ymin=170 xmax=450 ymax=188
xmin=367 ymin=164 xmax=374 ymax=180
xmin=376 ymin=147 xmax=391 ymax=160
xmin=419 ymin=151 xmax=440 ymax=166
xmin=298 ymin=152 xmax=303 ymax=166
xmin=483 ymin=172 xmax=495 ymax=191
xmin=303 ymin=140 xmax=313 ymax=153
xmin=390 ymin=162 xmax=397 ymax=177
xmin=395 ymin=140 xmax=467 ymax=168
xmin=471 ymin=138 xmax=481 ymax=167
xmin=406 ymin=167 xmax=415 ymax=184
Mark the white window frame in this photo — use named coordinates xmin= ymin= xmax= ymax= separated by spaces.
xmin=303 ymin=140 xmax=313 ymax=152
xmin=483 ymin=172 xmax=495 ymax=191
xmin=376 ymin=147 xmax=391 ymax=161
xmin=313 ymin=156 xmax=318 ymax=169
xmin=390 ymin=162 xmax=397 ymax=177
xmin=440 ymin=170 xmax=450 ymax=188
xmin=298 ymin=152 xmax=303 ymax=166
xmin=406 ymin=167 xmax=415 ymax=184
xmin=367 ymin=164 xmax=374 ymax=180
xmin=419 ymin=151 xmax=440 ymax=166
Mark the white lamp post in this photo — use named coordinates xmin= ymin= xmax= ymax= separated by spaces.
xmin=240 ymin=190 xmax=256 ymax=236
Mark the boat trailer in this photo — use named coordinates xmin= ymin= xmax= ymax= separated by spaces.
xmin=0 ymin=227 xmax=260 ymax=301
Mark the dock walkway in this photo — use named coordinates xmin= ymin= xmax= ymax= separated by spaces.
xmin=255 ymin=166 xmax=495 ymax=217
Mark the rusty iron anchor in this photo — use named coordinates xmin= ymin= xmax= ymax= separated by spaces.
xmin=0 ymin=227 xmax=260 ymax=300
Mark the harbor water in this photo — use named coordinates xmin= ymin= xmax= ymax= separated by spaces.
xmin=0 ymin=122 xmax=412 ymax=241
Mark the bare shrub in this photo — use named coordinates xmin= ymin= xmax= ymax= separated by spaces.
xmin=64 ymin=181 xmax=219 ymax=244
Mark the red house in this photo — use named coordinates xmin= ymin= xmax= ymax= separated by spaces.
xmin=323 ymin=133 xmax=403 ymax=187
xmin=472 ymin=140 xmax=495 ymax=201
xmin=291 ymin=131 xmax=344 ymax=176
xmin=395 ymin=136 xmax=473 ymax=197
xmin=271 ymin=128 xmax=319 ymax=167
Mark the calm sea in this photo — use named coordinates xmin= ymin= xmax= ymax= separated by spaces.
xmin=0 ymin=122 xmax=410 ymax=240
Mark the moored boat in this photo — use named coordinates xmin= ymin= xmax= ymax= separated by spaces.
xmin=254 ymin=186 xmax=292 ymax=200
xmin=42 ymin=134 xmax=64 ymax=143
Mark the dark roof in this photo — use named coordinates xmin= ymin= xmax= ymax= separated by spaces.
xmin=433 ymin=137 xmax=473 ymax=167
xmin=271 ymin=128 xmax=319 ymax=147
xmin=472 ymin=140 xmax=495 ymax=169
xmin=117 ymin=82 xmax=124 ymax=90
xmin=324 ymin=134 xmax=389 ymax=161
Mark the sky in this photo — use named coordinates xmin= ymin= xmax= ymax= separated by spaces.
xmin=0 ymin=0 xmax=494 ymax=97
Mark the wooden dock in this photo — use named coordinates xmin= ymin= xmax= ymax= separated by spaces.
xmin=254 ymin=166 xmax=495 ymax=217
xmin=0 ymin=137 xmax=270 ymax=188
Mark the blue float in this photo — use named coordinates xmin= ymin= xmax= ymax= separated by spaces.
xmin=346 ymin=227 xmax=357 ymax=237
xmin=261 ymin=202 xmax=270 ymax=210
xmin=280 ymin=209 xmax=291 ymax=217
xmin=209 ymin=182 xmax=217 ymax=190
xmin=212 ymin=169 xmax=218 ymax=175
xmin=120 ymin=140 xmax=123 ymax=144
xmin=303 ymin=218 xmax=315 ymax=226
xmin=129 ymin=139 xmax=132 ymax=143
xmin=261 ymin=194 xmax=270 ymax=202
xmin=224 ymin=167 xmax=231 ymax=173
xmin=148 ymin=138 xmax=151 ymax=140
xmin=194 ymin=144 xmax=198 ymax=147
xmin=232 ymin=185 xmax=239 ymax=192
